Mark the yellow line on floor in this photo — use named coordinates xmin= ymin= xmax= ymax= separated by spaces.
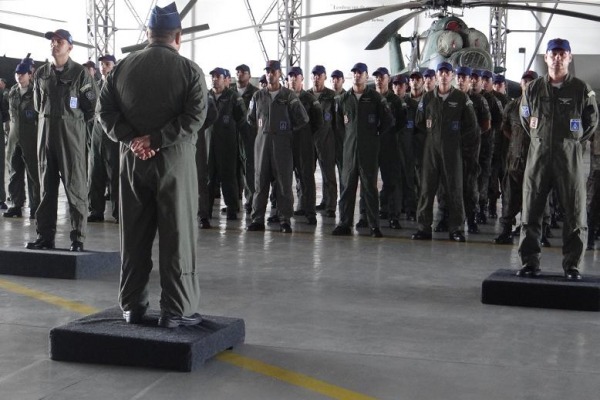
xmin=0 ymin=279 xmax=99 ymax=315
xmin=0 ymin=279 xmax=376 ymax=400
xmin=216 ymin=351 xmax=377 ymax=400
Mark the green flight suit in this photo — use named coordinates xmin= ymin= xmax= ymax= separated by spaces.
xmin=98 ymin=42 xmax=207 ymax=317
xmin=378 ymin=91 xmax=406 ymax=219
xmin=293 ymin=90 xmax=323 ymax=219
xmin=415 ymin=87 xmax=479 ymax=233
xmin=0 ymin=88 xmax=9 ymax=203
xmin=333 ymin=89 xmax=346 ymax=193
xmin=308 ymin=87 xmax=338 ymax=213
xmin=238 ymin=83 xmax=259 ymax=209
xmin=197 ymin=95 xmax=217 ymax=221
xmin=247 ymin=86 xmax=309 ymax=224
xmin=33 ymin=58 xmax=98 ymax=243
xmin=88 ymin=80 xmax=120 ymax=220
xmin=400 ymin=94 xmax=419 ymax=215
xmin=7 ymin=83 xmax=39 ymax=213
xmin=519 ymin=74 xmax=598 ymax=270
xmin=336 ymin=86 xmax=392 ymax=229
xmin=206 ymin=87 xmax=247 ymax=214
xmin=478 ymin=90 xmax=503 ymax=214
xmin=489 ymin=90 xmax=510 ymax=214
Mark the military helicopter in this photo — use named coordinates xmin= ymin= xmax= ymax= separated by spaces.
xmin=301 ymin=0 xmax=600 ymax=76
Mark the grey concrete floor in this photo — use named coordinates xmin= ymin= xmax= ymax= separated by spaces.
xmin=1 ymin=185 xmax=600 ymax=400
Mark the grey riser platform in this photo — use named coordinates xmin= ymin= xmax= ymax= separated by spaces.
xmin=482 ymin=269 xmax=600 ymax=311
xmin=0 ymin=247 xmax=120 ymax=279
xmin=49 ymin=307 xmax=245 ymax=372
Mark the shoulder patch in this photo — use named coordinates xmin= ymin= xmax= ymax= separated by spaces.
xmin=588 ymin=90 xmax=596 ymax=98
xmin=465 ymin=99 xmax=473 ymax=107
xmin=80 ymin=83 xmax=92 ymax=93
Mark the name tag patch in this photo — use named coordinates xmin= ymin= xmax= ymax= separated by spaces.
xmin=521 ymin=105 xmax=530 ymax=117
xmin=324 ymin=112 xmax=332 ymax=121
xmin=426 ymin=119 xmax=432 ymax=128
xmin=368 ymin=114 xmax=376 ymax=124
xmin=344 ymin=114 xmax=349 ymax=124
xmin=451 ymin=121 xmax=460 ymax=131
xmin=570 ymin=119 xmax=581 ymax=131
xmin=529 ymin=116 xmax=538 ymax=129
xmin=69 ymin=97 xmax=78 ymax=109
xmin=258 ymin=118 xmax=263 ymax=127
xmin=222 ymin=115 xmax=230 ymax=124
xmin=406 ymin=120 xmax=414 ymax=129
xmin=279 ymin=121 xmax=288 ymax=130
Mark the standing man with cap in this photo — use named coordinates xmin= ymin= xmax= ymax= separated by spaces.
xmin=27 ymin=28 xmax=98 ymax=251
xmin=235 ymin=63 xmax=259 ymax=214
xmin=330 ymin=69 xmax=346 ymax=194
xmin=0 ymin=78 xmax=9 ymax=210
xmin=98 ymin=2 xmax=207 ymax=327
xmin=488 ymin=74 xmax=511 ymax=220
xmin=88 ymin=54 xmax=119 ymax=223
xmin=470 ymin=69 xmax=502 ymax=225
xmin=331 ymin=62 xmax=391 ymax=238
xmin=308 ymin=65 xmax=337 ymax=218
xmin=246 ymin=60 xmax=309 ymax=233
xmin=393 ymin=74 xmax=419 ymax=221
xmin=373 ymin=66 xmax=406 ymax=229
xmin=517 ymin=38 xmax=598 ymax=279
xmin=4 ymin=62 xmax=40 ymax=219
xmin=411 ymin=62 xmax=479 ymax=242
xmin=493 ymin=70 xmax=538 ymax=244
xmin=206 ymin=67 xmax=246 ymax=221
xmin=287 ymin=66 xmax=323 ymax=225
xmin=435 ymin=65 xmax=487 ymax=234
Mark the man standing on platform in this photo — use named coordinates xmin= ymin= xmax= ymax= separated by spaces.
xmin=98 ymin=3 xmax=207 ymax=327
xmin=27 ymin=29 xmax=98 ymax=252
xmin=517 ymin=39 xmax=598 ymax=279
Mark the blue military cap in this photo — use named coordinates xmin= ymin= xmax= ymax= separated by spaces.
xmin=547 ymin=38 xmax=571 ymax=52
xmin=15 ymin=63 xmax=31 ymax=74
xmin=481 ymin=70 xmax=494 ymax=79
xmin=148 ymin=2 xmax=181 ymax=31
xmin=209 ymin=67 xmax=226 ymax=77
xmin=223 ymin=69 xmax=231 ymax=78
xmin=98 ymin=54 xmax=117 ymax=63
xmin=423 ymin=69 xmax=436 ymax=78
xmin=265 ymin=60 xmax=281 ymax=71
xmin=372 ymin=67 xmax=390 ymax=77
xmin=311 ymin=65 xmax=326 ymax=75
xmin=288 ymin=66 xmax=303 ymax=76
xmin=330 ymin=69 xmax=344 ymax=78
xmin=521 ymin=70 xmax=538 ymax=80
xmin=44 ymin=29 xmax=73 ymax=45
xmin=259 ymin=74 xmax=267 ymax=84
xmin=455 ymin=66 xmax=472 ymax=76
xmin=83 ymin=60 xmax=96 ymax=68
xmin=392 ymin=74 xmax=408 ymax=85
xmin=493 ymin=74 xmax=506 ymax=84
xmin=351 ymin=62 xmax=368 ymax=74
xmin=436 ymin=62 xmax=453 ymax=72
xmin=236 ymin=64 xmax=250 ymax=73
xmin=409 ymin=71 xmax=423 ymax=79
xmin=470 ymin=69 xmax=482 ymax=77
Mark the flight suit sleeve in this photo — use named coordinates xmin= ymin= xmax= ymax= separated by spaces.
xmin=77 ymin=71 xmax=99 ymax=123
xmin=581 ymin=85 xmax=598 ymax=143
xmin=233 ymin=94 xmax=247 ymax=130
xmin=461 ymin=98 xmax=480 ymax=165
xmin=378 ymin=96 xmax=393 ymax=134
xmin=151 ymin=67 xmax=207 ymax=149
xmin=247 ymin=92 xmax=258 ymax=127
xmin=519 ymin=85 xmax=532 ymax=137
xmin=501 ymin=99 xmax=515 ymax=139
xmin=98 ymin=71 xmax=137 ymax=143
xmin=309 ymin=98 xmax=324 ymax=135
xmin=288 ymin=93 xmax=309 ymax=131
xmin=202 ymin=95 xmax=218 ymax=130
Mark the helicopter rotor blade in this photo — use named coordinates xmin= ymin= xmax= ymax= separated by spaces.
xmin=300 ymin=1 xmax=427 ymax=42
xmin=179 ymin=0 xmax=197 ymax=21
xmin=0 ymin=10 xmax=67 ymax=23
xmin=468 ymin=2 xmax=600 ymax=23
xmin=0 ymin=23 xmax=94 ymax=49
xmin=365 ymin=10 xmax=426 ymax=50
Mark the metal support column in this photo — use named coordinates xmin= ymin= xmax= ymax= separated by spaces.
xmin=489 ymin=6 xmax=508 ymax=72
xmin=277 ymin=0 xmax=302 ymax=74
xmin=86 ymin=0 xmax=116 ymax=60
